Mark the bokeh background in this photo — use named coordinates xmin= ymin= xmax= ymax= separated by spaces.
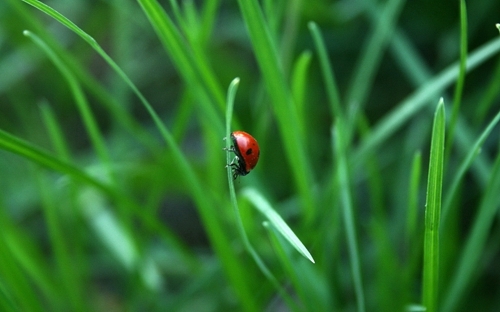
xmin=1 ymin=0 xmax=500 ymax=311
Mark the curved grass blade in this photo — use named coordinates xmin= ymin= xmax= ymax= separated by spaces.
xmin=0 ymin=129 xmax=111 ymax=195
xmin=225 ymin=78 xmax=295 ymax=311
xmin=241 ymin=188 xmax=315 ymax=264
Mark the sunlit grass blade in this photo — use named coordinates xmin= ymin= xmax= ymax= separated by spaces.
xmin=422 ymin=98 xmax=445 ymax=312
xmin=241 ymin=188 xmax=315 ymax=264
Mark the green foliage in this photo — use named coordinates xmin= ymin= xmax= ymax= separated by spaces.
xmin=2 ymin=0 xmax=500 ymax=311
xmin=422 ymin=99 xmax=445 ymax=312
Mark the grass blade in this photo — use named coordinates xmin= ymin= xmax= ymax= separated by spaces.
xmin=0 ymin=128 xmax=111 ymax=194
xmin=237 ymin=0 xmax=315 ymax=221
xmin=241 ymin=188 xmax=315 ymax=264
xmin=422 ymin=98 xmax=446 ymax=312
xmin=308 ymin=22 xmax=343 ymax=120
xmin=225 ymin=78 xmax=293 ymax=310
xmin=345 ymin=0 xmax=405 ymax=113
xmin=446 ymin=0 xmax=468 ymax=158
xmin=441 ymin=151 xmax=500 ymax=311
xmin=353 ymin=37 xmax=500 ymax=164
xmin=333 ymin=123 xmax=366 ymax=312
xmin=23 ymin=31 xmax=114 ymax=183
xmin=442 ymin=110 xmax=500 ymax=220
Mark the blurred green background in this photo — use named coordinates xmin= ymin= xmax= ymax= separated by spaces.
xmin=1 ymin=0 xmax=500 ymax=311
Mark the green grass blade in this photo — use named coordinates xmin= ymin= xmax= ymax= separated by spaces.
xmin=0 ymin=279 xmax=20 ymax=312
xmin=241 ymin=188 xmax=315 ymax=264
xmin=225 ymin=77 xmax=240 ymax=151
xmin=365 ymin=0 xmax=431 ymax=86
xmin=39 ymin=103 xmax=72 ymax=160
xmin=446 ymin=0 xmax=468 ymax=158
xmin=291 ymin=50 xmax=312 ymax=138
xmin=262 ymin=220 xmax=329 ymax=311
xmin=422 ymin=99 xmax=446 ymax=312
xmin=442 ymin=132 xmax=500 ymax=311
xmin=225 ymin=78 xmax=289 ymax=311
xmin=23 ymin=31 xmax=114 ymax=181
xmin=442 ymin=110 xmax=500 ymax=220
xmin=20 ymin=0 xmax=188 ymax=148
xmin=474 ymin=56 xmax=500 ymax=124
xmin=237 ymin=0 xmax=315 ymax=221
xmin=353 ymin=37 xmax=500 ymax=164
xmin=137 ymin=0 xmax=224 ymax=130
xmin=0 ymin=129 xmax=112 ymax=195
xmin=0 ymin=206 xmax=60 ymax=312
xmin=308 ymin=22 xmax=343 ymax=120
xmin=13 ymin=0 xmax=156 ymax=152
xmin=345 ymin=0 xmax=405 ymax=112
xmin=20 ymin=2 xmax=265 ymax=308
xmin=36 ymin=171 xmax=86 ymax=312
xmin=442 ymin=169 xmax=500 ymax=311
xmin=407 ymin=151 xmax=422 ymax=247
xmin=333 ymin=123 xmax=366 ymax=312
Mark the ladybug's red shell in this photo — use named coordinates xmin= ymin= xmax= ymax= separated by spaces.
xmin=230 ymin=131 xmax=260 ymax=176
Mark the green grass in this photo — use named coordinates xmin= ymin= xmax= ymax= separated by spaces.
xmin=422 ymin=98 xmax=445 ymax=312
xmin=2 ymin=0 xmax=500 ymax=311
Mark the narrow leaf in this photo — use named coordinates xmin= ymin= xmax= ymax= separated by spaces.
xmin=422 ymin=98 xmax=446 ymax=312
xmin=241 ymin=188 xmax=315 ymax=264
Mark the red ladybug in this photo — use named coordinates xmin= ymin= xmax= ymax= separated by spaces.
xmin=225 ymin=131 xmax=260 ymax=179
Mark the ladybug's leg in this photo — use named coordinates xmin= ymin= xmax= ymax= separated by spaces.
xmin=225 ymin=155 xmax=239 ymax=168
xmin=225 ymin=156 xmax=241 ymax=180
xmin=223 ymin=146 xmax=236 ymax=153
xmin=224 ymin=142 xmax=240 ymax=180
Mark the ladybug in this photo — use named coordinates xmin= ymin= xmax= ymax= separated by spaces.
xmin=225 ymin=131 xmax=260 ymax=180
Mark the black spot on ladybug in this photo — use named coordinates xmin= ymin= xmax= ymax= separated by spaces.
xmin=246 ymin=148 xmax=253 ymax=155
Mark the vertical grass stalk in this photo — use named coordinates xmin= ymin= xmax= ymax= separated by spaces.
xmin=446 ymin=0 xmax=468 ymax=159
xmin=225 ymin=78 xmax=293 ymax=310
xmin=333 ymin=123 xmax=365 ymax=312
xmin=422 ymin=99 xmax=445 ymax=312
